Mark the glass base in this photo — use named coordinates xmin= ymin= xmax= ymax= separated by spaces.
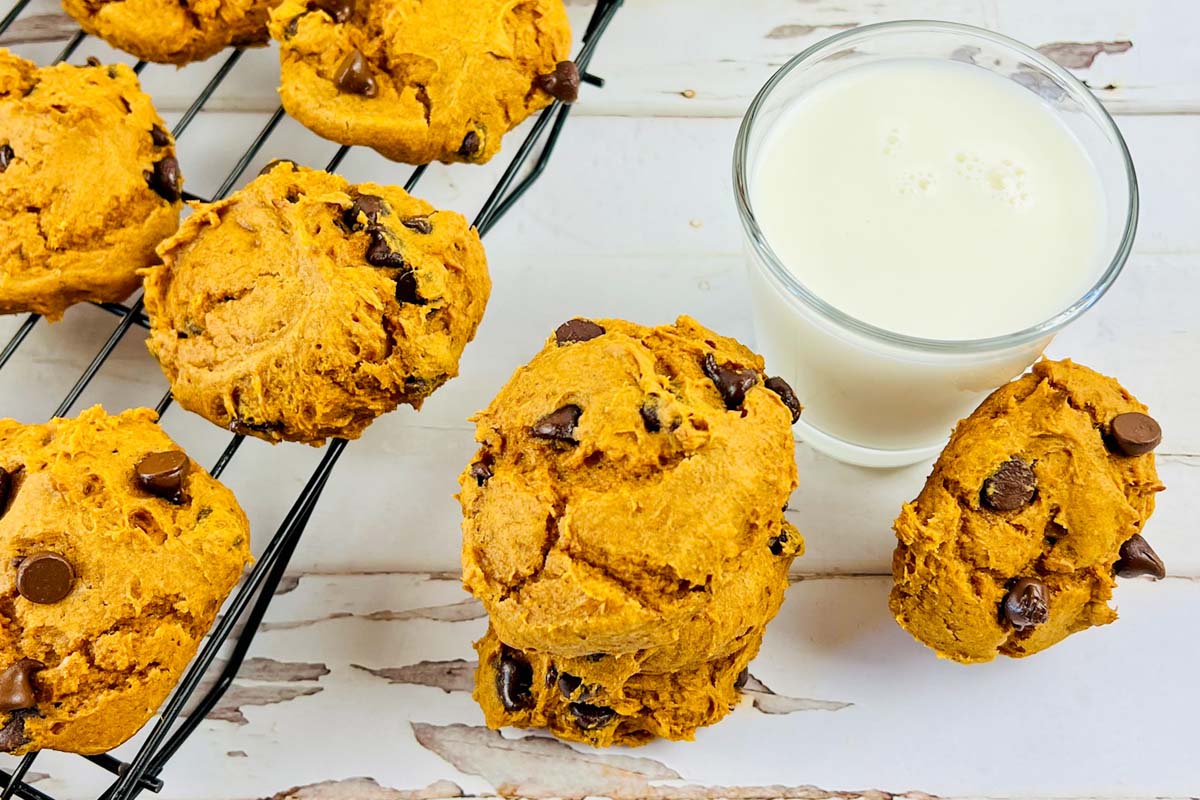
xmin=794 ymin=417 xmax=944 ymax=468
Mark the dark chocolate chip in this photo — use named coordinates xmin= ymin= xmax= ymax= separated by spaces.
xmin=767 ymin=532 xmax=789 ymax=556
xmin=150 ymin=125 xmax=170 ymax=147
xmin=283 ymin=11 xmax=310 ymax=38
xmin=259 ymin=158 xmax=299 ymax=176
xmin=333 ymin=50 xmax=377 ymax=98
xmin=1115 ymin=534 xmax=1166 ymax=579
xmin=639 ymin=401 xmax=661 ymax=433
xmin=135 ymin=450 xmax=190 ymax=502
xmin=0 ymin=660 xmax=43 ymax=713
xmin=342 ymin=193 xmax=389 ymax=230
xmin=469 ymin=455 xmax=494 ymax=487
xmin=544 ymin=664 xmax=558 ymax=688
xmin=0 ymin=708 xmax=32 ymax=752
xmin=229 ymin=419 xmax=282 ymax=436
xmin=734 ymin=668 xmax=749 ymax=690
xmin=495 ymin=647 xmax=533 ymax=712
xmin=1002 ymin=577 xmax=1049 ymax=630
xmin=764 ymin=376 xmax=801 ymax=424
xmin=0 ymin=467 xmax=11 ymax=519
xmin=1109 ymin=412 xmax=1162 ymax=457
xmin=365 ymin=227 xmax=405 ymax=268
xmin=554 ymin=318 xmax=605 ymax=345
xmin=981 ymin=458 xmax=1037 ymax=512
xmin=146 ymin=156 xmax=182 ymax=202
xmin=568 ymin=702 xmax=616 ymax=730
xmin=312 ymin=0 xmax=353 ymax=22
xmin=701 ymin=353 xmax=759 ymax=411
xmin=531 ymin=405 xmax=583 ymax=444
xmin=535 ymin=60 xmax=581 ymax=104
xmin=459 ymin=130 xmax=482 ymax=158
xmin=557 ymin=672 xmax=582 ymax=699
xmin=86 ymin=56 xmax=102 ymax=67
xmin=0 ymin=144 xmax=13 ymax=173
xmin=394 ymin=268 xmax=423 ymax=305
xmin=401 ymin=216 xmax=433 ymax=234
xmin=16 ymin=554 xmax=74 ymax=605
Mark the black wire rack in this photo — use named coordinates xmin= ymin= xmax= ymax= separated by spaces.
xmin=0 ymin=1 xmax=623 ymax=797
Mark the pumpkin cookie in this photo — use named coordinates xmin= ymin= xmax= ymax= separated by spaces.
xmin=268 ymin=0 xmax=575 ymax=164
xmin=460 ymin=317 xmax=803 ymax=746
xmin=143 ymin=162 xmax=490 ymax=445
xmin=61 ymin=0 xmax=275 ymax=65
xmin=890 ymin=359 xmax=1166 ymax=663
xmin=0 ymin=406 xmax=251 ymax=755
xmin=0 ymin=51 xmax=182 ymax=320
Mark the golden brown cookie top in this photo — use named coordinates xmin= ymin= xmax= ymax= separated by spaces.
xmin=0 ymin=50 xmax=182 ymax=319
xmin=891 ymin=359 xmax=1165 ymax=663
xmin=269 ymin=0 xmax=573 ymax=164
xmin=0 ymin=406 xmax=251 ymax=754
xmin=460 ymin=317 xmax=802 ymax=662
xmin=61 ymin=0 xmax=274 ymax=64
xmin=143 ymin=162 xmax=490 ymax=444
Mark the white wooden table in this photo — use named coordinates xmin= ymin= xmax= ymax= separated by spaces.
xmin=2 ymin=1 xmax=1198 ymax=798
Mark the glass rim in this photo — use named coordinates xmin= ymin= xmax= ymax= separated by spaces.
xmin=732 ymin=19 xmax=1140 ymax=354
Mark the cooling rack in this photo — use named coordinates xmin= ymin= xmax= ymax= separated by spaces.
xmin=0 ymin=1 xmax=623 ymax=797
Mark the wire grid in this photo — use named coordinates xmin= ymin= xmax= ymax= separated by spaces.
xmin=0 ymin=1 xmax=624 ymax=797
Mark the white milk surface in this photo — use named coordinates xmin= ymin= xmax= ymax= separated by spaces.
xmin=752 ymin=58 xmax=1107 ymax=340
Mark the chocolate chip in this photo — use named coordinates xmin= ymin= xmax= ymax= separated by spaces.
xmin=469 ymin=455 xmax=494 ymax=486
xmin=146 ymin=156 xmax=182 ymax=202
xmin=0 ymin=467 xmax=11 ymax=519
xmin=230 ymin=419 xmax=282 ymax=436
xmin=554 ymin=318 xmax=605 ymax=345
xmin=0 ymin=144 xmax=13 ymax=173
xmin=86 ymin=56 xmax=102 ymax=66
xmin=1115 ymin=534 xmax=1166 ymax=580
xmin=0 ymin=660 xmax=43 ymax=713
xmin=767 ymin=532 xmax=789 ymax=556
xmin=1002 ymin=577 xmax=1049 ymax=630
xmin=531 ymin=405 xmax=582 ymax=444
xmin=1109 ymin=412 xmax=1162 ymax=457
xmin=0 ymin=709 xmax=32 ymax=752
xmin=402 ymin=216 xmax=433 ymax=234
xmin=312 ymin=0 xmax=353 ymax=22
xmin=135 ymin=450 xmax=190 ymax=502
xmin=568 ymin=702 xmax=616 ymax=730
xmin=16 ymin=553 xmax=75 ymax=604
xmin=150 ymin=125 xmax=170 ymax=147
xmin=544 ymin=664 xmax=558 ymax=688
xmin=734 ymin=668 xmax=749 ymax=690
xmin=639 ymin=400 xmax=661 ymax=433
xmin=365 ymin=227 xmax=405 ymax=268
xmin=394 ymin=268 xmax=423 ymax=305
xmin=981 ymin=458 xmax=1037 ymax=512
xmin=342 ymin=193 xmax=388 ymax=230
xmin=283 ymin=11 xmax=309 ymax=38
xmin=535 ymin=61 xmax=581 ymax=104
xmin=459 ymin=130 xmax=482 ymax=158
xmin=259 ymin=158 xmax=299 ymax=176
xmin=495 ymin=647 xmax=533 ymax=712
xmin=333 ymin=50 xmax=377 ymax=98
xmin=701 ymin=353 xmax=759 ymax=411
xmin=557 ymin=673 xmax=582 ymax=698
xmin=764 ymin=376 xmax=801 ymax=424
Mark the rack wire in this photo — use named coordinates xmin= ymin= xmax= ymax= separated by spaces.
xmin=0 ymin=1 xmax=623 ymax=797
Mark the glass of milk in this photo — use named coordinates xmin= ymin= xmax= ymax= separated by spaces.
xmin=734 ymin=21 xmax=1138 ymax=468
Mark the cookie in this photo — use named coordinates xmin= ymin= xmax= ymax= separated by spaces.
xmin=0 ymin=51 xmax=182 ymax=321
xmin=890 ymin=359 xmax=1166 ymax=663
xmin=460 ymin=316 xmax=803 ymax=746
xmin=0 ymin=406 xmax=251 ymax=754
xmin=62 ymin=0 xmax=275 ymax=65
xmin=143 ymin=162 xmax=490 ymax=445
xmin=268 ymin=0 xmax=575 ymax=165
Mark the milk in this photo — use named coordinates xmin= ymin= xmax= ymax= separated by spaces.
xmin=741 ymin=57 xmax=1119 ymax=465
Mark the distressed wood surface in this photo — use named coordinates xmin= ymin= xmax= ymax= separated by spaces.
xmin=0 ymin=0 xmax=1198 ymax=798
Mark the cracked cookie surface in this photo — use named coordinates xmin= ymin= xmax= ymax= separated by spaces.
xmin=890 ymin=359 xmax=1166 ymax=663
xmin=0 ymin=50 xmax=182 ymax=320
xmin=62 ymin=0 xmax=276 ymax=64
xmin=460 ymin=316 xmax=803 ymax=746
xmin=268 ymin=0 xmax=573 ymax=164
xmin=143 ymin=162 xmax=490 ymax=445
xmin=0 ymin=406 xmax=251 ymax=754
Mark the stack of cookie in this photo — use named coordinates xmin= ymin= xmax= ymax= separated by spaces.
xmin=460 ymin=317 xmax=804 ymax=746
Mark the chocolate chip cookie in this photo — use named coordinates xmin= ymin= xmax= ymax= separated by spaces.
xmin=460 ymin=317 xmax=804 ymax=746
xmin=890 ymin=359 xmax=1166 ymax=663
xmin=268 ymin=0 xmax=575 ymax=164
xmin=0 ymin=406 xmax=251 ymax=754
xmin=143 ymin=162 xmax=491 ymax=444
xmin=61 ymin=0 xmax=275 ymax=65
xmin=0 ymin=51 xmax=182 ymax=320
